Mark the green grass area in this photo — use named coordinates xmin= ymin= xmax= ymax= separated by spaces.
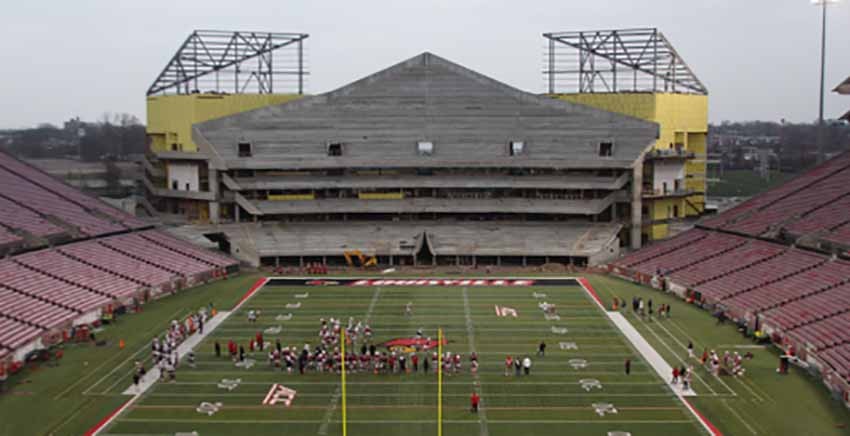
xmin=105 ymin=281 xmax=700 ymax=435
xmin=0 ymin=272 xmax=261 ymax=436
xmin=4 ymin=273 xmax=850 ymax=435
xmin=708 ymin=169 xmax=797 ymax=197
xmin=587 ymin=275 xmax=850 ymax=436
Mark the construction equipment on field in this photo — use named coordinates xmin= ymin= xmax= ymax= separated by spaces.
xmin=344 ymin=250 xmax=377 ymax=268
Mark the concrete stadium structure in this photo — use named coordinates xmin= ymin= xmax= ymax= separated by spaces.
xmin=144 ymin=29 xmax=709 ymax=267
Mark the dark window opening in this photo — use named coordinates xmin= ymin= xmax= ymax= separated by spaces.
xmin=171 ymin=180 xmax=178 ymax=190
xmin=599 ymin=142 xmax=614 ymax=157
xmin=238 ymin=142 xmax=252 ymax=157
xmin=171 ymin=143 xmax=179 ymax=151
xmin=328 ymin=143 xmax=343 ymax=157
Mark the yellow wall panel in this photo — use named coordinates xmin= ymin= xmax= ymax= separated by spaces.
xmin=555 ymin=92 xmax=708 ymax=240
xmin=147 ymin=93 xmax=303 ymax=152
xmin=268 ymin=193 xmax=315 ymax=201
xmin=358 ymin=192 xmax=405 ymax=200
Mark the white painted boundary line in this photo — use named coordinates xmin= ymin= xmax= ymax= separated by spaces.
xmin=576 ymin=278 xmax=723 ymax=436
xmin=89 ymin=277 xmax=270 ymax=436
xmin=318 ymin=286 xmax=381 ymax=435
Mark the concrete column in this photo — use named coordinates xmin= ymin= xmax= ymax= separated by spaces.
xmin=208 ymin=167 xmax=219 ymax=224
xmin=235 ymin=205 xmax=241 ymax=223
xmin=299 ymin=256 xmax=304 ymax=267
xmin=631 ymin=161 xmax=644 ymax=249
xmin=522 ymin=256 xmax=527 ymax=267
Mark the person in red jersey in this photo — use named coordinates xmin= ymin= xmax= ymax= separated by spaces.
xmin=470 ymin=391 xmax=480 ymax=413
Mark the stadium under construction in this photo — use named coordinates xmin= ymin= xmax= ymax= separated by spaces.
xmin=143 ymin=28 xmax=709 ymax=268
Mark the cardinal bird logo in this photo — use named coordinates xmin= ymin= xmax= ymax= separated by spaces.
xmin=381 ymin=337 xmax=448 ymax=353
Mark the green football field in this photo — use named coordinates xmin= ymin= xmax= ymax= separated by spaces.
xmin=102 ymin=279 xmax=707 ymax=436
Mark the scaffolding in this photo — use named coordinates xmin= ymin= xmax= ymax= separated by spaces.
xmin=543 ymin=28 xmax=706 ymax=95
xmin=147 ymin=30 xmax=309 ymax=96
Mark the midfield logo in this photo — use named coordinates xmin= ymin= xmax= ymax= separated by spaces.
xmin=579 ymin=379 xmax=603 ymax=392
xmin=217 ymin=378 xmax=242 ymax=391
xmin=532 ymin=292 xmax=547 ymax=299
xmin=263 ymin=384 xmax=297 ymax=406
xmin=295 ymin=292 xmax=309 ymax=299
xmin=275 ymin=313 xmax=293 ymax=321
xmin=286 ymin=302 xmax=301 ymax=309
xmin=544 ymin=313 xmax=561 ymax=321
xmin=264 ymin=325 xmax=282 ymax=335
xmin=551 ymin=326 xmax=568 ymax=334
xmin=495 ymin=305 xmax=518 ymax=317
xmin=592 ymin=402 xmax=618 ymax=417
xmin=381 ymin=337 xmax=448 ymax=353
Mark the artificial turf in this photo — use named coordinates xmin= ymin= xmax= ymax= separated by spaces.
xmin=2 ymin=273 xmax=849 ymax=435
xmin=0 ymin=272 xmax=262 ymax=436
xmin=104 ymin=279 xmax=702 ymax=436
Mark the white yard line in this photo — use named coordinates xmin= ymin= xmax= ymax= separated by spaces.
xmin=120 ymin=310 xmax=231 ymax=395
xmin=318 ymin=286 xmax=382 ymax=435
xmin=462 ymin=287 xmax=490 ymax=436
xmin=631 ymin=313 xmax=718 ymax=395
xmin=577 ymin=279 xmax=723 ymax=436
xmin=77 ymin=308 xmax=184 ymax=397
xmin=90 ymin=278 xmax=270 ymax=436
xmin=607 ymin=312 xmax=697 ymax=398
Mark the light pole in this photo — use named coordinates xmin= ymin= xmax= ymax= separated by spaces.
xmin=812 ymin=0 xmax=839 ymax=163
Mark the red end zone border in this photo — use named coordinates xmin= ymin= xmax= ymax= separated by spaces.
xmin=576 ymin=277 xmax=723 ymax=436
xmin=236 ymin=277 xmax=271 ymax=308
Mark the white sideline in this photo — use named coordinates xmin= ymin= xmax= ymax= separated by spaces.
xmin=606 ymin=312 xmax=695 ymax=397
xmin=120 ymin=310 xmax=231 ymax=396
xmin=90 ymin=277 xmax=270 ymax=436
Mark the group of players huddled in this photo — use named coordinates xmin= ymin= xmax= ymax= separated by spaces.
xmin=213 ymin=314 xmax=479 ymax=376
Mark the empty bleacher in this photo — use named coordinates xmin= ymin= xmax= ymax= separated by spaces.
xmin=0 ymin=151 xmax=238 ymax=362
xmin=610 ymin=150 xmax=850 ymax=390
xmin=723 ymin=260 xmax=850 ymax=315
xmin=664 ymin=238 xmax=785 ymax=288
xmin=820 ymin=345 xmax=850 ymax=381
xmin=0 ymin=152 xmax=147 ymax=230
xmin=628 ymin=232 xmax=747 ymax=276
xmin=13 ymin=250 xmax=141 ymax=300
xmin=695 ymin=249 xmax=827 ymax=302
xmin=0 ymin=166 xmax=124 ymax=237
xmin=0 ymin=317 xmax=43 ymax=352
xmin=700 ymin=151 xmax=850 ymax=231
xmin=0 ymin=287 xmax=77 ymax=329
xmin=787 ymin=311 xmax=850 ymax=351
xmin=723 ymin=167 xmax=850 ymax=236
xmin=0 ymin=260 xmax=112 ymax=313
xmin=762 ymin=283 xmax=850 ymax=331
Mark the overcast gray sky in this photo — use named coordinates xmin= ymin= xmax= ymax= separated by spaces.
xmin=1 ymin=0 xmax=849 ymax=128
